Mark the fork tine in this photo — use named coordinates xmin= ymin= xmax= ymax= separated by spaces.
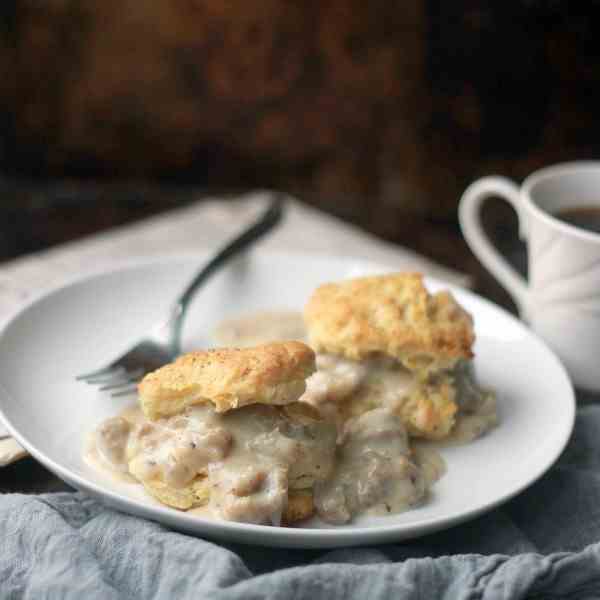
xmin=76 ymin=365 xmax=119 ymax=381
xmin=111 ymin=385 xmax=138 ymax=398
xmin=79 ymin=366 xmax=126 ymax=384
xmin=84 ymin=372 xmax=125 ymax=385
xmin=98 ymin=369 xmax=145 ymax=391
xmin=98 ymin=379 xmax=137 ymax=392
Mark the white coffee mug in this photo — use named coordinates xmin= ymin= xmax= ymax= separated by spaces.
xmin=459 ymin=161 xmax=600 ymax=392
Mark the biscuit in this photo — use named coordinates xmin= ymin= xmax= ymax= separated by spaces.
xmin=138 ymin=341 xmax=316 ymax=419
xmin=304 ymin=273 xmax=474 ymax=372
xmin=338 ymin=374 xmax=458 ymax=441
xmin=396 ymin=378 xmax=458 ymax=440
xmin=142 ymin=475 xmax=211 ymax=510
xmin=282 ymin=490 xmax=315 ymax=525
xmin=142 ymin=476 xmax=315 ymax=524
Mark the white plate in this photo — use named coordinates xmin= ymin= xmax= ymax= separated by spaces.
xmin=0 ymin=253 xmax=575 ymax=548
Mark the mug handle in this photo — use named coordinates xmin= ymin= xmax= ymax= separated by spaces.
xmin=458 ymin=176 xmax=529 ymax=317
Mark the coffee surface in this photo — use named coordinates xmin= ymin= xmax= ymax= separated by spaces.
xmin=555 ymin=206 xmax=600 ymax=234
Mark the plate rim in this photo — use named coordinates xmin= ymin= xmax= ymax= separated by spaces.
xmin=0 ymin=251 xmax=576 ymax=547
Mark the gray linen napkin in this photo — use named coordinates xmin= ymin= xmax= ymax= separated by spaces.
xmin=2 ymin=402 xmax=598 ymax=599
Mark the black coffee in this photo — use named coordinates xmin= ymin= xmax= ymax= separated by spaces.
xmin=554 ymin=206 xmax=600 ymax=234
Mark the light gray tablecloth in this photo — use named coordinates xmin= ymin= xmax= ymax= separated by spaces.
xmin=2 ymin=402 xmax=599 ymax=599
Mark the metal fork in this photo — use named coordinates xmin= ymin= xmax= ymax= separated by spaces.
xmin=76 ymin=194 xmax=285 ymax=396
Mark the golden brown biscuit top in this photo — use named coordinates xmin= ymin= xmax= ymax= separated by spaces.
xmin=138 ymin=341 xmax=316 ymax=419
xmin=304 ymin=273 xmax=474 ymax=370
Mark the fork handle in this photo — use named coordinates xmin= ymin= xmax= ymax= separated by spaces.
xmin=169 ymin=193 xmax=285 ymax=354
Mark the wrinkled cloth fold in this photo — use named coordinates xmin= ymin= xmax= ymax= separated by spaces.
xmin=2 ymin=402 xmax=599 ymax=599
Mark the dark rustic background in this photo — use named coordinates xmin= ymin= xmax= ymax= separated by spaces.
xmin=0 ymin=1 xmax=599 ymax=306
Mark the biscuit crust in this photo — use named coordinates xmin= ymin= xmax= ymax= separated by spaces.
xmin=338 ymin=373 xmax=458 ymax=441
xmin=282 ymin=490 xmax=315 ymax=525
xmin=395 ymin=378 xmax=457 ymax=440
xmin=142 ymin=476 xmax=211 ymax=510
xmin=304 ymin=273 xmax=474 ymax=371
xmin=138 ymin=341 xmax=316 ymax=419
xmin=143 ymin=475 xmax=314 ymax=524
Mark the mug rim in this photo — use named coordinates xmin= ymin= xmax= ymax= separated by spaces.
xmin=521 ymin=161 xmax=600 ymax=244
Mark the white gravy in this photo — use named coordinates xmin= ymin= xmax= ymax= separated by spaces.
xmin=89 ymin=403 xmax=337 ymax=525
xmin=212 ymin=310 xmax=496 ymax=442
xmin=447 ymin=362 xmax=498 ymax=444
xmin=85 ymin=310 xmax=498 ymax=527
xmin=212 ymin=311 xmax=307 ymax=347
xmin=314 ymin=408 xmax=427 ymax=524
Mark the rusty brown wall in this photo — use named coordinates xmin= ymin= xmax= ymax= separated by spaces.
xmin=1 ymin=1 xmax=600 ymax=234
